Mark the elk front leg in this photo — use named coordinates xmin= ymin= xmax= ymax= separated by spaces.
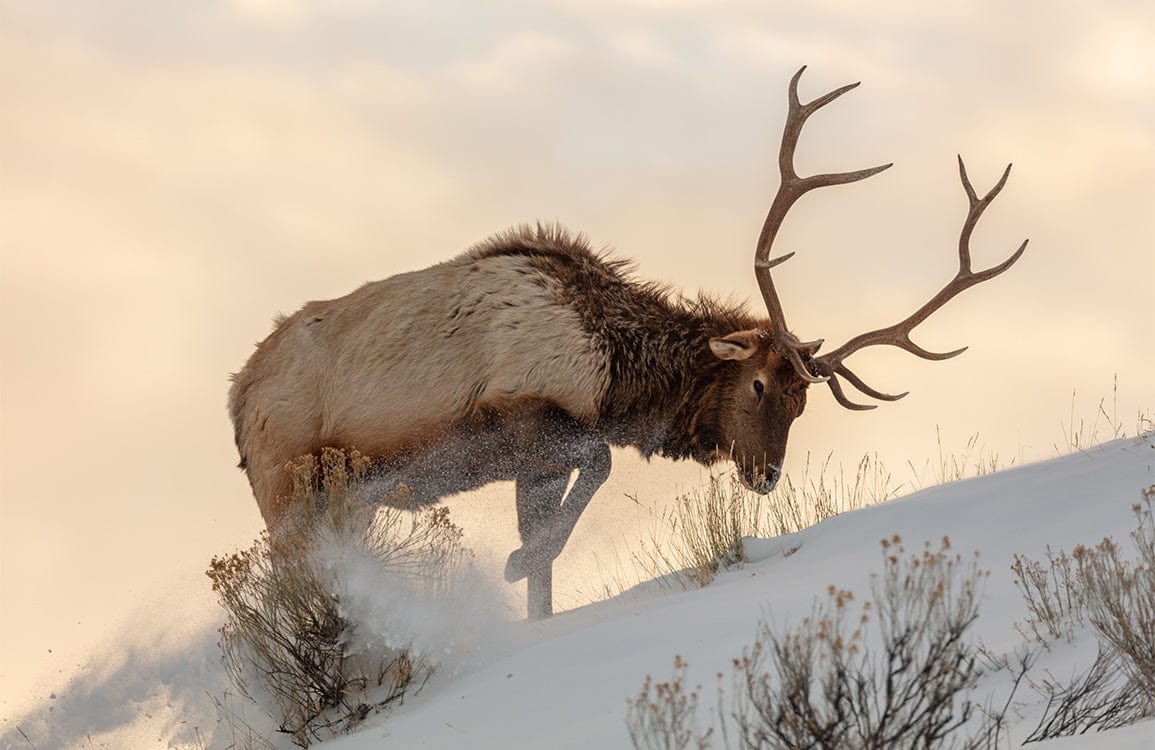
xmin=510 ymin=470 xmax=570 ymax=620
xmin=506 ymin=436 xmax=612 ymax=619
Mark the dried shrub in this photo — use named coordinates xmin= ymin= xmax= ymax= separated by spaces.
xmin=626 ymin=655 xmax=713 ymax=750
xmin=1016 ymin=485 xmax=1155 ymax=742
xmin=207 ymin=448 xmax=468 ymax=747
xmin=729 ymin=537 xmax=1000 ymax=750
xmin=1024 ymin=645 xmax=1151 ymax=742
xmin=1010 ymin=546 xmax=1084 ymax=646
xmin=1075 ymin=487 xmax=1155 ymax=696
xmin=628 ymin=538 xmax=1010 ymax=750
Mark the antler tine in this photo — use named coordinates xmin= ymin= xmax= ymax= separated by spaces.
xmin=958 ymin=157 xmax=1014 ymax=273
xmin=813 ymin=157 xmax=1029 ymax=407
xmin=755 ymin=66 xmax=891 ymax=383
xmin=825 ymin=371 xmax=877 ymax=411
xmin=836 ymin=364 xmax=908 ymax=402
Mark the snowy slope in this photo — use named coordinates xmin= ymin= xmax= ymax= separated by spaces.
xmin=4 ymin=436 xmax=1153 ymax=750
xmin=326 ymin=435 xmax=1154 ymax=749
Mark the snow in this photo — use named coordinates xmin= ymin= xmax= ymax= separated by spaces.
xmin=3 ymin=435 xmax=1153 ymax=750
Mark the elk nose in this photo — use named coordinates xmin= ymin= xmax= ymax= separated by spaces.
xmin=739 ymin=466 xmax=780 ymax=495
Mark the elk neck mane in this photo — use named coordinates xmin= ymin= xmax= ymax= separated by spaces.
xmin=466 ymin=223 xmax=765 ymax=463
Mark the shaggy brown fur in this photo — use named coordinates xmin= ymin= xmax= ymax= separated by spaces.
xmin=462 ymin=225 xmax=809 ymax=463
xmin=229 ymin=223 xmax=811 ymax=617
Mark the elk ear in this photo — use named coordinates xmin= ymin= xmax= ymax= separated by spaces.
xmin=709 ymin=330 xmax=761 ymax=361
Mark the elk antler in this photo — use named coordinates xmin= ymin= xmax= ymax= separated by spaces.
xmin=755 ymin=66 xmax=892 ymax=383
xmin=810 ymin=157 xmax=1029 ymax=409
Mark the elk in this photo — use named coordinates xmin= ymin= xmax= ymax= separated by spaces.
xmin=229 ymin=67 xmax=1027 ymax=618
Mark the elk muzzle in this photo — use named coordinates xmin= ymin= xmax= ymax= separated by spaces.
xmin=737 ymin=465 xmax=780 ymax=495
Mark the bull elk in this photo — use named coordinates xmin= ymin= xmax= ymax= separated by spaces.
xmin=229 ymin=67 xmax=1027 ymax=618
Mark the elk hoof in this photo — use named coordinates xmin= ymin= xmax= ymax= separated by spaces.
xmin=504 ymin=547 xmax=530 ymax=582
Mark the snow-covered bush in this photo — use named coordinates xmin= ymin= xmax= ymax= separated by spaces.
xmin=206 ymin=448 xmax=469 ymax=747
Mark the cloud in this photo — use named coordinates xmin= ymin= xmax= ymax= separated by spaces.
xmin=1066 ymin=13 xmax=1155 ymax=107
xmin=451 ymin=31 xmax=575 ymax=95
xmin=228 ymin=0 xmax=311 ymax=27
xmin=707 ymin=23 xmax=907 ymax=89
xmin=226 ymin=0 xmax=377 ymax=29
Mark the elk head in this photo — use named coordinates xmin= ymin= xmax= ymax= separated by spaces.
xmin=711 ymin=66 xmax=1028 ymax=494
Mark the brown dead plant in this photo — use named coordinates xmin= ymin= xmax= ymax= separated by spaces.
xmin=207 ymin=448 xmax=468 ymax=747
xmin=1014 ymin=485 xmax=1155 ymax=742
xmin=628 ymin=538 xmax=1012 ymax=749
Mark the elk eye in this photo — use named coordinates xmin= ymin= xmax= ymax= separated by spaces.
xmin=753 ymin=380 xmax=765 ymax=401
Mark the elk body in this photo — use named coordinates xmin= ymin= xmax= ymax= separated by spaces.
xmin=229 ymin=68 xmax=1027 ymax=618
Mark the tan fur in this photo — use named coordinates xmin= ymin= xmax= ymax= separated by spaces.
xmin=230 ymin=251 xmax=608 ymax=527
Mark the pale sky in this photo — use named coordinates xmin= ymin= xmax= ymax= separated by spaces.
xmin=1 ymin=0 xmax=1153 ymax=718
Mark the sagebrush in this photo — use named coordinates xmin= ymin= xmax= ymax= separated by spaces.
xmin=627 ymin=655 xmax=713 ymax=750
xmin=1013 ymin=484 xmax=1155 ymax=741
xmin=207 ymin=448 xmax=469 ymax=747
xmin=628 ymin=537 xmax=1009 ymax=749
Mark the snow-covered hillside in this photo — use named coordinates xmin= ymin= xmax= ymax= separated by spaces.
xmin=5 ymin=435 xmax=1153 ymax=750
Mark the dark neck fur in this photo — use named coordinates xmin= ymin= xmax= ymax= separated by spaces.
xmin=596 ymin=296 xmax=760 ymax=461
xmin=467 ymin=224 xmax=764 ymax=461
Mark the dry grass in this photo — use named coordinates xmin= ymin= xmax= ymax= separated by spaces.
xmin=907 ymin=428 xmax=1011 ymax=488
xmin=628 ymin=451 xmax=903 ymax=589
xmin=1055 ymin=376 xmax=1153 ymax=455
